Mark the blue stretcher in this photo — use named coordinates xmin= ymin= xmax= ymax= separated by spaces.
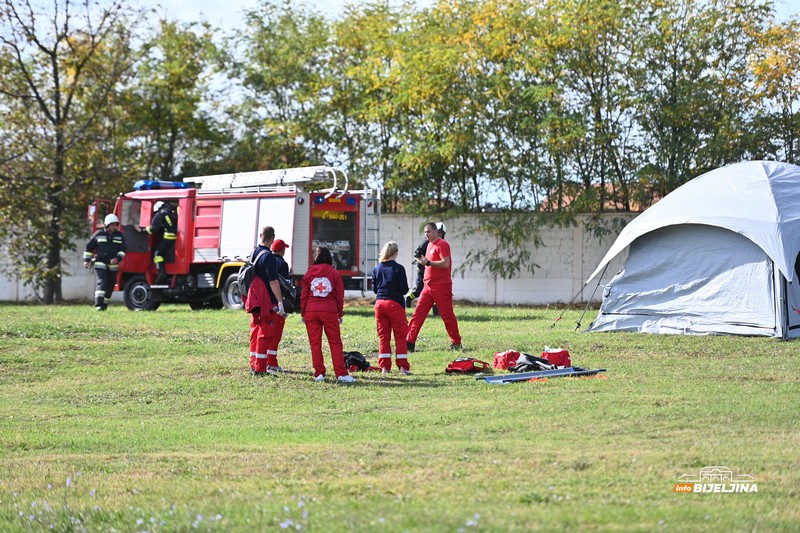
xmin=478 ymin=367 xmax=607 ymax=384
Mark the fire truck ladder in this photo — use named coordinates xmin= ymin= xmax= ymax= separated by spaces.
xmin=362 ymin=188 xmax=382 ymax=296
xmin=184 ymin=165 xmax=349 ymax=194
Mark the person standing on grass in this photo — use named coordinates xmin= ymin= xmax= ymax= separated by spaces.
xmin=83 ymin=214 xmax=126 ymax=311
xmin=406 ymin=222 xmax=446 ymax=317
xmin=406 ymin=222 xmax=463 ymax=352
xmin=301 ymin=246 xmax=355 ymax=383
xmin=244 ymin=226 xmax=287 ymax=376
xmin=265 ymin=238 xmax=291 ymax=373
xmin=372 ymin=241 xmax=411 ymax=374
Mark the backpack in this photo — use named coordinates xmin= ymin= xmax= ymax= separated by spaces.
xmin=344 ymin=351 xmax=370 ymax=371
xmin=445 ymin=357 xmax=491 ymax=374
xmin=237 ymin=249 xmax=269 ymax=300
xmin=277 ymin=274 xmax=297 ymax=314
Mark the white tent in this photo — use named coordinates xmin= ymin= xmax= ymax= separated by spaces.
xmin=586 ymin=161 xmax=800 ymax=338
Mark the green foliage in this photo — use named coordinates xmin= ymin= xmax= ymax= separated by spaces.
xmin=0 ymin=0 xmax=144 ymax=302
xmin=3 ymin=0 xmax=799 ymax=295
xmin=219 ymin=0 xmax=330 ymax=172
xmin=0 ymin=303 xmax=798 ymax=531
xmin=750 ymin=18 xmax=800 ymax=162
xmin=455 ymin=211 xmax=548 ymax=278
xmin=123 ymin=20 xmax=226 ymax=181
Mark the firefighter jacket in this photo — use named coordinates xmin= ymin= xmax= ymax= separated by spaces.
xmin=84 ymin=229 xmax=126 ymax=271
xmin=145 ymin=207 xmax=177 ymax=241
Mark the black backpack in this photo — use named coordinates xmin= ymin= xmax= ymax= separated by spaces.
xmin=237 ymin=249 xmax=269 ymax=299
xmin=277 ymin=274 xmax=297 ymax=314
xmin=344 ymin=351 xmax=370 ymax=371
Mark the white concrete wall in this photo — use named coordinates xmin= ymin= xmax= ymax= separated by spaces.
xmin=0 ymin=213 xmax=631 ymax=304
xmin=0 ymin=248 xmax=97 ymax=303
xmin=383 ymin=213 xmax=631 ymax=305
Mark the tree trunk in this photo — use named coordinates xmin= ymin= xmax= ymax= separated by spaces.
xmin=43 ymin=192 xmax=64 ymax=304
xmin=44 ymin=133 xmax=66 ymax=304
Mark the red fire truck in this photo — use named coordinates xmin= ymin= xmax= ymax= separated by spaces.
xmin=88 ymin=166 xmax=381 ymax=311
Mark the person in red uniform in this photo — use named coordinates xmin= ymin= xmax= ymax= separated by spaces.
xmin=406 ymin=222 xmax=463 ymax=352
xmin=265 ymin=238 xmax=291 ymax=372
xmin=244 ymin=226 xmax=287 ymax=376
xmin=372 ymin=241 xmax=411 ymax=374
xmin=301 ymin=246 xmax=355 ymax=383
xmin=405 ymin=222 xmax=447 ymax=316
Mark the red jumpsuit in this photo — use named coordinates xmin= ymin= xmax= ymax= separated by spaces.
xmin=266 ymin=254 xmax=290 ymax=368
xmin=406 ymin=238 xmax=462 ymax=346
xmin=372 ymin=259 xmax=410 ymax=372
xmin=301 ymin=263 xmax=348 ymax=378
xmin=245 ymin=275 xmax=278 ymax=373
xmin=266 ymin=315 xmax=285 ymax=368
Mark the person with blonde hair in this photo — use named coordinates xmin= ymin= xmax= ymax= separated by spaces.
xmin=371 ymin=241 xmax=411 ymax=374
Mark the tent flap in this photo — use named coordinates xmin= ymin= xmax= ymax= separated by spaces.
xmin=588 ymin=225 xmax=779 ymax=336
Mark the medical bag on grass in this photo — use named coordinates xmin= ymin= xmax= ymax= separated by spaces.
xmin=493 ymin=350 xmax=521 ymax=369
xmin=446 ymin=358 xmax=491 ymax=374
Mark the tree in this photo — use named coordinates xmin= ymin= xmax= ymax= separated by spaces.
xmin=221 ymin=0 xmax=327 ymax=172
xmin=123 ymin=20 xmax=225 ymax=181
xmin=0 ymin=0 xmax=142 ymax=303
xmin=750 ymin=17 xmax=800 ymax=164
xmin=630 ymin=0 xmax=770 ymax=200
xmin=323 ymin=1 xmax=412 ymax=201
xmin=389 ymin=0 xmax=492 ymax=212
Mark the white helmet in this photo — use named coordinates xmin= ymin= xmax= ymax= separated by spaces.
xmin=104 ymin=214 xmax=119 ymax=226
xmin=435 ymin=221 xmax=447 ymax=234
xmin=154 ymin=201 xmax=165 ymax=211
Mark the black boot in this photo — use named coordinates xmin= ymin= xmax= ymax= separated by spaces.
xmin=155 ymin=265 xmax=169 ymax=286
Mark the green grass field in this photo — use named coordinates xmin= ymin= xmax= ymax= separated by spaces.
xmin=1 ymin=302 xmax=798 ymax=532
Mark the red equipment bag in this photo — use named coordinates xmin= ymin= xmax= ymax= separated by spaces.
xmin=493 ymin=350 xmax=521 ymax=369
xmin=541 ymin=349 xmax=571 ymax=367
xmin=446 ymin=357 xmax=491 ymax=374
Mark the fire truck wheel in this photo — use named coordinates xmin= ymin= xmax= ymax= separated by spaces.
xmin=123 ymin=275 xmax=161 ymax=311
xmin=220 ymin=273 xmax=244 ymax=310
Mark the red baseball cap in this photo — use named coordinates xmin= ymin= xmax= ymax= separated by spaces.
xmin=271 ymin=239 xmax=289 ymax=252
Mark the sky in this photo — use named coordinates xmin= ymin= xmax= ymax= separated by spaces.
xmin=151 ymin=0 xmax=798 ymax=31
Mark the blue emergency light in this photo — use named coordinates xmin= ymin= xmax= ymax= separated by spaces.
xmin=133 ymin=180 xmax=192 ymax=191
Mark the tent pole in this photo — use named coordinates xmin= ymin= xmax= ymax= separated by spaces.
xmin=575 ymin=263 xmax=609 ymax=331
xmin=550 ymin=283 xmax=587 ymax=329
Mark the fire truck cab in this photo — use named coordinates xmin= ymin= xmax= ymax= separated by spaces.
xmin=88 ymin=166 xmax=381 ymax=311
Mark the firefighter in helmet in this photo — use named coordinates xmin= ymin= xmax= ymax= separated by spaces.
xmin=141 ymin=200 xmax=178 ymax=285
xmin=84 ymin=213 xmax=127 ymax=311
